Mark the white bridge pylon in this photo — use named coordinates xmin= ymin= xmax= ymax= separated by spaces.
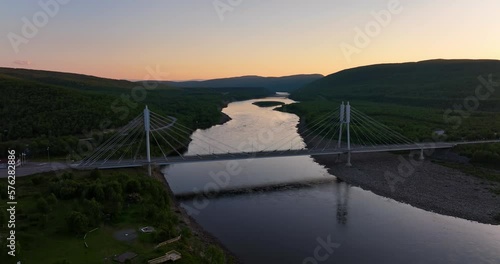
xmin=74 ymin=103 xmax=500 ymax=172
xmin=337 ymin=102 xmax=352 ymax=166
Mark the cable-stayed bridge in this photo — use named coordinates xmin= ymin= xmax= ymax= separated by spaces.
xmin=73 ymin=102 xmax=500 ymax=175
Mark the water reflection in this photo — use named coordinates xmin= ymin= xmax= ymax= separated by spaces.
xmin=336 ymin=181 xmax=350 ymax=225
xmin=165 ymin=97 xmax=500 ymax=264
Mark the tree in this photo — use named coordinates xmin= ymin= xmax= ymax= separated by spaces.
xmin=66 ymin=211 xmax=89 ymax=235
xmin=90 ymin=169 xmax=101 ymax=180
xmin=47 ymin=193 xmax=58 ymax=204
xmin=126 ymin=179 xmax=140 ymax=193
xmin=83 ymin=199 xmax=102 ymax=226
xmin=37 ymin=197 xmax=50 ymax=214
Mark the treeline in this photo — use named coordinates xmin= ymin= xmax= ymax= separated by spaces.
xmin=0 ymin=68 xmax=270 ymax=159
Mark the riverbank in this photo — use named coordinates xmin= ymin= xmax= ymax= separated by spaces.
xmin=296 ymin=119 xmax=500 ymax=225
xmin=151 ymin=167 xmax=241 ymax=263
xmin=218 ymin=112 xmax=232 ymax=125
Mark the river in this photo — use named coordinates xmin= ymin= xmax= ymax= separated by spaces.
xmin=163 ymin=97 xmax=500 ymax=264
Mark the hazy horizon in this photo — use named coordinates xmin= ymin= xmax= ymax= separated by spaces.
xmin=2 ymin=0 xmax=500 ymax=81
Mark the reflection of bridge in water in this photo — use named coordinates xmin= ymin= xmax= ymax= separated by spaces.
xmin=74 ymin=103 xmax=500 ymax=175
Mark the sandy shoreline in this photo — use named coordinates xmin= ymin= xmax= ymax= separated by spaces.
xmin=297 ymin=119 xmax=500 ymax=225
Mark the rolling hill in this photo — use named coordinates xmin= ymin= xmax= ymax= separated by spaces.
xmin=165 ymin=74 xmax=324 ymax=92
xmin=0 ymin=68 xmax=270 ymax=158
xmin=284 ymin=59 xmax=500 ymax=146
xmin=292 ymin=59 xmax=500 ymax=110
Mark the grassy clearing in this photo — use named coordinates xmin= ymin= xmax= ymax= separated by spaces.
xmin=0 ymin=168 xmax=230 ymax=263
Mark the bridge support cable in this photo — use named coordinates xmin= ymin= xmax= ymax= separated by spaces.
xmin=350 ymin=115 xmax=395 ymax=147
xmin=79 ymin=115 xmax=142 ymax=166
xmin=273 ymin=109 xmax=340 ymax=153
xmin=164 ymin=122 xmax=238 ymax=155
xmin=150 ymin=127 xmax=169 ymax=160
xmin=132 ymin=132 xmax=145 ymax=163
xmin=295 ymin=108 xmax=340 ymax=150
xmin=102 ymin=117 xmax=145 ymax=165
xmin=349 ymin=110 xmax=410 ymax=146
xmin=75 ymin=104 xmax=446 ymax=170
xmin=272 ymin=109 xmax=339 ymax=154
xmin=306 ymin=112 xmax=342 ymax=152
xmin=151 ymin=112 xmax=242 ymax=154
xmin=261 ymin=108 xmax=337 ymax=153
xmin=148 ymin=117 xmax=186 ymax=159
xmin=319 ymin=121 xmax=342 ymax=151
xmin=148 ymin=113 xmax=213 ymax=155
xmin=350 ymin=107 xmax=414 ymax=146
xmin=78 ymin=114 xmax=144 ymax=167
xmin=117 ymin=119 xmax=146 ymax=163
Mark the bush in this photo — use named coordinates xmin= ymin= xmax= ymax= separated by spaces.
xmin=31 ymin=176 xmax=43 ymax=185
xmin=494 ymin=213 xmax=500 ymax=222
xmin=62 ymin=172 xmax=73 ymax=180
xmin=66 ymin=211 xmax=89 ymax=235
xmin=471 ymin=150 xmax=500 ymax=164
xmin=85 ymin=184 xmax=105 ymax=201
xmin=36 ymin=198 xmax=50 ymax=214
xmin=90 ymin=169 xmax=101 ymax=180
xmin=126 ymin=179 xmax=141 ymax=193
xmin=47 ymin=193 xmax=58 ymax=204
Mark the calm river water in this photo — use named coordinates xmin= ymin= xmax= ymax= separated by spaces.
xmin=163 ymin=97 xmax=500 ymax=264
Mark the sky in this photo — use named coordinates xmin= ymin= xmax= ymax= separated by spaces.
xmin=1 ymin=0 xmax=499 ymax=81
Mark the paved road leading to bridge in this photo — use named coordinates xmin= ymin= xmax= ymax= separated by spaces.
xmin=0 ymin=162 xmax=71 ymax=178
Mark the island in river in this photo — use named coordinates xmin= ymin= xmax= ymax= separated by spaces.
xmin=252 ymin=101 xmax=285 ymax=107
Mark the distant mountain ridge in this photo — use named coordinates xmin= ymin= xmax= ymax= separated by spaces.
xmin=291 ymin=59 xmax=500 ymax=110
xmin=164 ymin=74 xmax=324 ymax=92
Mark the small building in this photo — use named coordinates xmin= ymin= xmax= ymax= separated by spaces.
xmin=140 ymin=226 xmax=156 ymax=233
xmin=113 ymin=252 xmax=137 ymax=263
xmin=148 ymin=250 xmax=182 ymax=264
xmin=434 ymin=129 xmax=446 ymax=136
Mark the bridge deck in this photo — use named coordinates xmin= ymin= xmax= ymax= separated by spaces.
xmin=73 ymin=140 xmax=500 ymax=169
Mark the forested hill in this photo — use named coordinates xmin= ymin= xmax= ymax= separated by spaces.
xmin=0 ymin=68 xmax=270 ymax=157
xmin=165 ymin=74 xmax=324 ymax=92
xmin=292 ymin=59 xmax=500 ymax=110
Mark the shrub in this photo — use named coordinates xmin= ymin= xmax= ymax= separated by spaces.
xmin=90 ymin=169 xmax=101 ymax=180
xmin=31 ymin=176 xmax=43 ymax=185
xmin=494 ymin=213 xmax=500 ymax=222
xmin=62 ymin=172 xmax=73 ymax=180
xmin=36 ymin=198 xmax=50 ymax=214
xmin=47 ymin=193 xmax=58 ymax=204
xmin=126 ymin=179 xmax=141 ymax=193
xmin=66 ymin=211 xmax=89 ymax=235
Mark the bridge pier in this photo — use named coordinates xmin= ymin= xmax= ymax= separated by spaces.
xmin=346 ymin=151 xmax=352 ymax=167
xmin=419 ymin=149 xmax=425 ymax=160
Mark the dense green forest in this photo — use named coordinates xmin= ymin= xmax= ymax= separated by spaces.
xmin=287 ymin=59 xmax=500 ymax=166
xmin=0 ymin=168 xmax=230 ymax=263
xmin=0 ymin=68 xmax=270 ymax=159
